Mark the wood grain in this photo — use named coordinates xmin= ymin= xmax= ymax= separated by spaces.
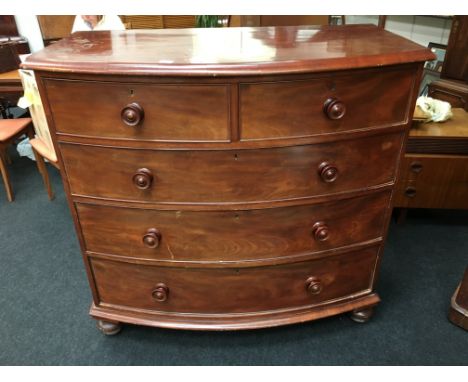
xmin=60 ymin=133 xmax=403 ymax=205
xmin=22 ymin=25 xmax=435 ymax=76
xmin=45 ymin=79 xmax=230 ymax=142
xmin=77 ymin=191 xmax=390 ymax=263
xmin=90 ymin=246 xmax=378 ymax=314
xmin=393 ymin=154 xmax=468 ymax=209
xmin=240 ymin=66 xmax=415 ymax=140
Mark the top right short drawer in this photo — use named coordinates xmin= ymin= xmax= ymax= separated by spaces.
xmin=239 ymin=66 xmax=416 ymax=141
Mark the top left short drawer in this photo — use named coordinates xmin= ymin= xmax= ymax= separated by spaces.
xmin=43 ymin=79 xmax=231 ymax=142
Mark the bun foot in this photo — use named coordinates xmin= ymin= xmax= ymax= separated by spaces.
xmin=349 ymin=307 xmax=374 ymax=323
xmin=96 ymin=319 xmax=122 ymax=335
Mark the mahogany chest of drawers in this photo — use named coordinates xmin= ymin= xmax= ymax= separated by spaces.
xmin=24 ymin=25 xmax=434 ymax=334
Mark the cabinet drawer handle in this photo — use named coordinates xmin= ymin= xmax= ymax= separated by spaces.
xmin=318 ymin=162 xmax=339 ymax=183
xmin=133 ymin=168 xmax=153 ymax=190
xmin=306 ymin=277 xmax=323 ymax=295
xmin=405 ymin=186 xmax=417 ymax=198
xmin=323 ymin=97 xmax=346 ymax=120
xmin=312 ymin=221 xmax=329 ymax=242
xmin=410 ymin=161 xmax=423 ymax=173
xmin=121 ymin=102 xmax=144 ymax=126
xmin=143 ymin=228 xmax=161 ymax=249
xmin=152 ymin=283 xmax=169 ymax=302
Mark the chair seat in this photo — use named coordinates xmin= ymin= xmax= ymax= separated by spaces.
xmin=0 ymin=118 xmax=32 ymax=142
xmin=30 ymin=137 xmax=58 ymax=164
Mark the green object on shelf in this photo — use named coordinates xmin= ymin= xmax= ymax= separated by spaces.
xmin=196 ymin=16 xmax=221 ymax=28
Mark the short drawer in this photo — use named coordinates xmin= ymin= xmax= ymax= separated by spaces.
xmin=44 ymin=79 xmax=230 ymax=142
xmin=240 ymin=66 xmax=415 ymax=140
xmin=90 ymin=247 xmax=378 ymax=314
xmin=61 ymin=132 xmax=403 ymax=204
xmin=77 ymin=191 xmax=390 ymax=262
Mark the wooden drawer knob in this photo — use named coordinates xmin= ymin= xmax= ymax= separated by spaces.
xmin=318 ymin=162 xmax=339 ymax=183
xmin=152 ymin=283 xmax=169 ymax=302
xmin=143 ymin=228 xmax=161 ymax=249
xmin=405 ymin=186 xmax=417 ymax=198
xmin=121 ymin=102 xmax=144 ymax=126
xmin=410 ymin=161 xmax=423 ymax=173
xmin=132 ymin=168 xmax=153 ymax=190
xmin=323 ymin=97 xmax=346 ymax=120
xmin=312 ymin=221 xmax=329 ymax=242
xmin=305 ymin=277 xmax=323 ymax=295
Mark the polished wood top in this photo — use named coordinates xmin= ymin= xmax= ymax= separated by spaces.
xmin=0 ymin=70 xmax=20 ymax=83
xmin=23 ymin=24 xmax=435 ymax=76
xmin=410 ymin=108 xmax=468 ymax=139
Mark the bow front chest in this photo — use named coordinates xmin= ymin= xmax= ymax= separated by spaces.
xmin=24 ymin=25 xmax=434 ymax=333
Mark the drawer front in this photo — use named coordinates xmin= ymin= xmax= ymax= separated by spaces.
xmin=240 ymin=67 xmax=415 ymax=140
xmin=393 ymin=155 xmax=468 ymax=209
xmin=44 ymin=79 xmax=230 ymax=141
xmin=61 ymin=133 xmax=402 ymax=204
xmin=90 ymin=247 xmax=377 ymax=314
xmin=77 ymin=191 xmax=390 ymax=262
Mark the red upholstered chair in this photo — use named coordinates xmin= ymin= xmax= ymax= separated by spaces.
xmin=0 ymin=117 xmax=34 ymax=202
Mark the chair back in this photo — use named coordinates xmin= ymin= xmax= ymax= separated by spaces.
xmin=18 ymin=69 xmax=56 ymax=157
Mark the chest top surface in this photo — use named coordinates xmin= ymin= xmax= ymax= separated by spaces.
xmin=23 ymin=24 xmax=434 ymax=76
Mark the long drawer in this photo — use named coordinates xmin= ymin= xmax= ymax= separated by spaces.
xmin=240 ymin=66 xmax=415 ymax=140
xmin=90 ymin=246 xmax=378 ymax=314
xmin=44 ymin=79 xmax=230 ymax=142
xmin=77 ymin=191 xmax=390 ymax=262
xmin=61 ymin=132 xmax=403 ymax=204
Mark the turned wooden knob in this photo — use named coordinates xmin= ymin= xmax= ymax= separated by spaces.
xmin=312 ymin=221 xmax=329 ymax=242
xmin=405 ymin=186 xmax=417 ymax=198
xmin=305 ymin=277 xmax=323 ymax=295
xmin=142 ymin=228 xmax=161 ymax=248
xmin=152 ymin=283 xmax=169 ymax=302
xmin=410 ymin=161 xmax=423 ymax=173
xmin=132 ymin=168 xmax=153 ymax=190
xmin=323 ymin=97 xmax=346 ymax=120
xmin=121 ymin=102 xmax=144 ymax=126
xmin=318 ymin=161 xmax=338 ymax=183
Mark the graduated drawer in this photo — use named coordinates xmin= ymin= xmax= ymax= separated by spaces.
xmin=240 ymin=66 xmax=415 ymax=140
xmin=77 ymin=191 xmax=390 ymax=262
xmin=61 ymin=132 xmax=402 ymax=204
xmin=44 ymin=79 xmax=230 ymax=142
xmin=90 ymin=247 xmax=378 ymax=314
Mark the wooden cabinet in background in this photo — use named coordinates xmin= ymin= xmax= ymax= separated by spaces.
xmin=394 ymin=109 xmax=468 ymax=210
xmin=37 ymin=16 xmax=75 ymax=45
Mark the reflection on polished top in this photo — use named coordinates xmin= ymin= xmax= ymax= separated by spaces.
xmin=24 ymin=24 xmax=435 ymax=76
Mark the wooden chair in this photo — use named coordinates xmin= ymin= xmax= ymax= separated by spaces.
xmin=18 ymin=69 xmax=59 ymax=200
xmin=29 ymin=136 xmax=59 ymax=200
xmin=0 ymin=117 xmax=34 ymax=201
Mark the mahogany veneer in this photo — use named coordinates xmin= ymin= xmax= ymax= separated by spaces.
xmin=23 ymin=25 xmax=434 ymax=334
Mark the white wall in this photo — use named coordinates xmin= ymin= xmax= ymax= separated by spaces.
xmin=14 ymin=15 xmax=44 ymax=52
xmin=346 ymin=15 xmax=452 ymax=47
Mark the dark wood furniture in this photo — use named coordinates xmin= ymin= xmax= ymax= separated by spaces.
xmin=441 ymin=16 xmax=467 ymax=82
xmin=0 ymin=69 xmax=22 ymax=118
xmin=450 ymin=267 xmax=468 ymax=330
xmin=428 ymin=79 xmax=468 ymax=111
xmin=23 ymin=25 xmax=433 ymax=334
xmin=393 ymin=108 xmax=468 ymax=210
xmin=426 ymin=16 xmax=468 ymax=112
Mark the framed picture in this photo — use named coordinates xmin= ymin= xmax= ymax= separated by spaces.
xmin=419 ymin=68 xmax=441 ymax=96
xmin=424 ymin=42 xmax=447 ymax=73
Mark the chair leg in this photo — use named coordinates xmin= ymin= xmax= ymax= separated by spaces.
xmin=32 ymin=147 xmax=54 ymax=200
xmin=0 ymin=150 xmax=14 ymax=202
